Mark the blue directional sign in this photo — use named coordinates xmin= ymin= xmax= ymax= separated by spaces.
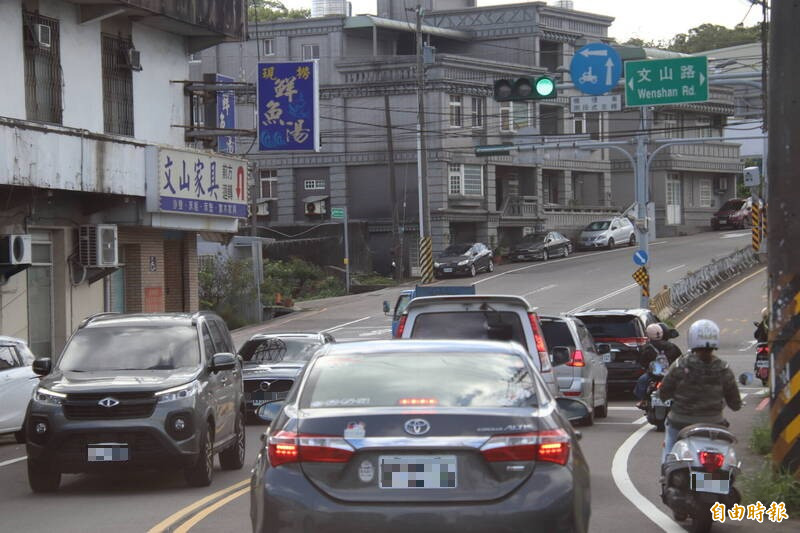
xmin=570 ymin=43 xmax=622 ymax=96
xmin=633 ymin=249 xmax=649 ymax=266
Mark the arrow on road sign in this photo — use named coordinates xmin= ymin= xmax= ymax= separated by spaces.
xmin=605 ymin=58 xmax=614 ymax=86
xmin=699 ymin=72 xmax=706 ymax=85
xmin=580 ymin=48 xmax=608 ymax=57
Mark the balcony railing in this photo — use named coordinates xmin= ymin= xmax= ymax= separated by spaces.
xmin=501 ymin=196 xmax=540 ymax=219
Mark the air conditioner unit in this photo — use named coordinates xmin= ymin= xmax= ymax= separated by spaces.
xmin=122 ymin=48 xmax=142 ymax=71
xmin=0 ymin=235 xmax=32 ymax=266
xmin=305 ymin=200 xmax=326 ymax=216
xmin=37 ymin=24 xmax=51 ymax=48
xmin=256 ymin=202 xmax=270 ymax=216
xmin=79 ymin=225 xmax=118 ymax=268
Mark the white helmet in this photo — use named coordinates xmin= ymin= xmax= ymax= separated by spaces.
xmin=687 ymin=319 xmax=720 ymax=350
xmin=646 ymin=323 xmax=664 ymax=341
xmin=761 ymin=307 xmax=769 ymax=320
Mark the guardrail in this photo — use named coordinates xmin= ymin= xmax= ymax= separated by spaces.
xmin=650 ymin=246 xmax=759 ymax=319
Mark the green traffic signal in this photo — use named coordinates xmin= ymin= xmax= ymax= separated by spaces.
xmin=493 ymin=76 xmax=557 ymax=101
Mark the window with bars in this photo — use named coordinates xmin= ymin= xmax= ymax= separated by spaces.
xmin=448 ymin=164 xmax=461 ymax=195
xmin=448 ymin=164 xmax=483 ymax=197
xmin=22 ymin=11 xmax=62 ymax=124
xmin=302 ymin=44 xmax=320 ymax=60
xmin=449 ymin=95 xmax=463 ymax=127
xmin=500 ymin=102 xmax=512 ymax=131
xmin=698 ymin=178 xmax=713 ymax=207
xmin=471 ymin=97 xmax=483 ymax=127
xmin=304 ymin=179 xmax=325 ymax=190
xmin=102 ymin=34 xmax=134 ymax=136
xmin=263 ymin=38 xmax=275 ymax=56
xmin=260 ymin=169 xmax=278 ymax=199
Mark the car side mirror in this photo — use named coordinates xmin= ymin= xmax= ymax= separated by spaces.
xmin=32 ymin=358 xmax=52 ymax=376
xmin=382 ymin=301 xmax=390 ymax=315
xmin=596 ymin=343 xmax=611 ymax=355
xmin=256 ymin=400 xmax=285 ymax=424
xmin=211 ymin=352 xmax=236 ymax=372
xmin=556 ymin=397 xmax=592 ymax=426
xmin=551 ymin=346 xmax=571 ymax=367
xmin=611 ymin=226 xmax=618 ymax=230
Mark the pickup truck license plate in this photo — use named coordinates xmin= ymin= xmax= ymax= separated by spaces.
xmin=379 ymin=455 xmax=457 ymax=489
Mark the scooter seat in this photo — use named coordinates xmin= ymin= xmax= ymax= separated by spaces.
xmin=677 ymin=423 xmax=736 ymax=443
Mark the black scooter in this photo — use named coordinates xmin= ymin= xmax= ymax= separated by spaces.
xmin=643 ymin=353 xmax=671 ymax=431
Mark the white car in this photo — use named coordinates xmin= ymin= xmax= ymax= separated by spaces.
xmin=0 ymin=336 xmax=37 ymax=442
xmin=579 ymin=216 xmax=636 ymax=249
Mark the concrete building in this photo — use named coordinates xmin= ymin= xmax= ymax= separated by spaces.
xmin=194 ymin=0 xmax=621 ymax=273
xmin=0 ymin=0 xmax=246 ymax=357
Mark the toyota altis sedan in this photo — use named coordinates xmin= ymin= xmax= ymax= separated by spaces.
xmin=250 ymin=340 xmax=591 ymax=533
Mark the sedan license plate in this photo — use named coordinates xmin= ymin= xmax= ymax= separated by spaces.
xmin=379 ymin=455 xmax=457 ymax=489
xmin=691 ymin=471 xmax=731 ymax=494
xmin=603 ymin=353 xmax=612 ymax=363
xmin=88 ymin=443 xmax=129 ymax=462
xmin=443 ymin=268 xmax=453 ymax=273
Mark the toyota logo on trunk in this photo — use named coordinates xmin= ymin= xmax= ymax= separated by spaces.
xmin=404 ymin=419 xmax=430 ymax=436
xmin=98 ymin=397 xmax=120 ymax=408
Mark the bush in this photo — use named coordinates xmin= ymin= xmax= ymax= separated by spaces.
xmin=740 ymin=462 xmax=800 ymax=514
xmin=261 ymin=257 xmax=344 ymax=305
xmin=199 ymin=255 xmax=257 ymax=329
xmin=750 ymin=417 xmax=773 ymax=456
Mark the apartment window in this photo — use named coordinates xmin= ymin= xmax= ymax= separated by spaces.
xmin=574 ymin=115 xmax=585 ymax=135
xmin=448 ymin=164 xmax=483 ymax=197
xmin=302 ymin=44 xmax=320 ymax=60
xmin=263 ymin=38 xmax=275 ymax=56
xmin=22 ymin=11 xmax=62 ymax=124
xmin=540 ymin=105 xmax=562 ymax=135
xmin=500 ymin=102 xmax=512 ymax=131
xmin=189 ymin=52 xmax=202 ymax=62
xmin=448 ymin=95 xmax=463 ymax=127
xmin=540 ymin=40 xmax=561 ymax=72
xmin=191 ymin=95 xmax=205 ymax=127
xmin=661 ymin=112 xmax=679 ymax=139
xmin=471 ymin=97 xmax=483 ymax=127
xmin=513 ymin=102 xmax=531 ymax=130
xmin=699 ymin=178 xmax=713 ymax=208
xmin=260 ymin=169 xmax=278 ymax=199
xmin=304 ymin=179 xmax=325 ymax=190
xmin=102 ymin=34 xmax=134 ymax=136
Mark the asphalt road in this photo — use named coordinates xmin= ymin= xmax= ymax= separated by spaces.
xmin=1 ymin=229 xmax=790 ymax=533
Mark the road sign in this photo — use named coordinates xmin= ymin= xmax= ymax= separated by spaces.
xmin=743 ymin=166 xmax=761 ymax=187
xmin=570 ymin=43 xmax=622 ymax=96
xmin=624 ymin=56 xmax=708 ymax=107
xmin=570 ymin=95 xmax=622 ymax=113
xmin=331 ymin=207 xmax=345 ymax=219
xmin=633 ymin=249 xmax=649 ymax=266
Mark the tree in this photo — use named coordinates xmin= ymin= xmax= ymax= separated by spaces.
xmin=248 ymin=0 xmax=310 ymax=22
xmin=669 ymin=23 xmax=763 ymax=54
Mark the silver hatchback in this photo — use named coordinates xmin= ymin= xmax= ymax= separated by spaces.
xmin=539 ymin=315 xmax=609 ymax=423
xmin=579 ymin=216 xmax=636 ymax=249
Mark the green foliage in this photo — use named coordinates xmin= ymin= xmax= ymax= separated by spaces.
xmin=670 ymin=23 xmax=763 ymax=54
xmin=750 ymin=417 xmax=773 ymax=456
xmin=248 ymin=0 xmax=310 ymax=22
xmin=198 ymin=255 xmax=257 ymax=329
xmin=261 ymin=258 xmax=344 ymax=305
xmin=740 ymin=461 xmax=800 ymax=513
xmin=352 ymin=273 xmax=397 ymax=286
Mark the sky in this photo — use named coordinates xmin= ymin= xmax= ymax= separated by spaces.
xmin=278 ymin=0 xmax=764 ymax=43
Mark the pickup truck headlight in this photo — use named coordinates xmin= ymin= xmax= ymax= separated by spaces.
xmin=155 ymin=380 xmax=201 ymax=403
xmin=33 ymin=387 xmax=66 ymax=406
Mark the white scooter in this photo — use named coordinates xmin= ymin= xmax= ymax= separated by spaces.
xmin=661 ymin=423 xmax=741 ymax=533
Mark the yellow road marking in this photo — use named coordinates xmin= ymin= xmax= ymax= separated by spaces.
xmin=675 ymin=267 xmax=767 ymax=328
xmin=147 ymin=479 xmax=248 ymax=533
xmin=174 ymin=487 xmax=250 ymax=533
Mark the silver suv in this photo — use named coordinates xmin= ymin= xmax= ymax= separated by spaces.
xmin=25 ymin=312 xmax=246 ymax=492
xmin=579 ymin=216 xmax=636 ymax=249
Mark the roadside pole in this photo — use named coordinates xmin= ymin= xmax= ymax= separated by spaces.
xmin=767 ymin=0 xmax=800 ymax=476
xmin=414 ymin=4 xmax=433 ymax=284
xmin=635 ymin=107 xmax=651 ymax=308
xmin=332 ymin=207 xmax=350 ymax=294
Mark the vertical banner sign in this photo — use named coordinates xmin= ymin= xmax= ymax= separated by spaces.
xmin=257 ymin=61 xmax=320 ymax=152
xmin=216 ymin=74 xmax=236 ymax=154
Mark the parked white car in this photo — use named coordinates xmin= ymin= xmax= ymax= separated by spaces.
xmin=0 ymin=336 xmax=37 ymax=442
xmin=579 ymin=216 xmax=636 ymax=249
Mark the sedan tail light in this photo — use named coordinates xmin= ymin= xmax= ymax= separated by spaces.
xmin=566 ymin=349 xmax=585 ymax=367
xmin=480 ymin=429 xmax=570 ymax=466
xmin=395 ymin=315 xmax=407 ymax=338
xmin=698 ymin=451 xmax=725 ymax=473
xmin=268 ymin=431 xmax=355 ymax=467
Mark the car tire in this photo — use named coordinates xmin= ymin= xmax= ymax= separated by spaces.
xmin=469 ymin=264 xmax=476 ymax=277
xmin=563 ymin=246 xmax=569 ymax=257
xmin=584 ymin=387 xmax=595 ymax=426
xmin=607 ymin=238 xmax=615 ymax=249
xmin=595 ymin=391 xmax=608 ymax=418
xmin=487 ymin=259 xmax=494 ymax=273
xmin=628 ymin=234 xmax=636 ymax=246
xmin=185 ymin=424 xmax=214 ymax=487
xmin=542 ymin=250 xmax=549 ymax=261
xmin=27 ymin=457 xmax=60 ymax=493
xmin=220 ymin=412 xmax=246 ymax=470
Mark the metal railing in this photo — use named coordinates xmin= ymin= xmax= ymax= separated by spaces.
xmin=501 ymin=196 xmax=540 ymax=218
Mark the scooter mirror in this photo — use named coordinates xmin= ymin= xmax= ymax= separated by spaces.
xmin=739 ymin=372 xmax=754 ymax=386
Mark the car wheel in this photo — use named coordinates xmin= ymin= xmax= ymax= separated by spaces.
xmin=585 ymin=386 xmax=595 ymax=426
xmin=487 ymin=259 xmax=494 ymax=272
xmin=607 ymin=238 xmax=615 ymax=249
xmin=628 ymin=234 xmax=636 ymax=246
xmin=595 ymin=390 xmax=608 ymax=418
xmin=28 ymin=457 xmax=60 ymax=493
xmin=563 ymin=245 xmax=569 ymax=257
xmin=185 ymin=424 xmax=214 ymax=487
xmin=469 ymin=264 xmax=476 ymax=277
xmin=542 ymin=250 xmax=549 ymax=261
xmin=220 ymin=412 xmax=246 ymax=470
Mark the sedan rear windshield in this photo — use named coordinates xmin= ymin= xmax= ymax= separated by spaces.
xmin=720 ymin=200 xmax=745 ymax=211
xmin=540 ymin=320 xmax=575 ymax=349
xmin=585 ymin=221 xmax=610 ymax=231
xmin=578 ymin=316 xmax=642 ymax=340
xmin=301 ymin=352 xmax=538 ymax=408
xmin=239 ymin=337 xmax=321 ymax=364
xmin=58 ymin=325 xmax=200 ymax=371
xmin=519 ymin=234 xmax=546 ymax=244
xmin=410 ymin=311 xmax=526 ymax=347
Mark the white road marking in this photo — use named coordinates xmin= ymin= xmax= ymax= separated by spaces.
xmin=323 ymin=316 xmax=372 ymax=333
xmin=675 ymin=268 xmax=767 ymax=328
xmin=567 ymin=283 xmax=638 ymax=314
xmin=739 ymin=340 xmax=758 ymax=352
xmin=0 ymin=456 xmax=27 ymax=468
xmin=612 ymin=424 xmax=686 ymax=533
xmin=666 ymin=264 xmax=686 ymax=273
xmin=523 ymin=284 xmax=558 ymax=297
xmin=632 ymin=416 xmax=647 ymax=425
xmin=721 ymin=232 xmax=751 ymax=239
xmin=358 ymin=329 xmax=392 ymax=337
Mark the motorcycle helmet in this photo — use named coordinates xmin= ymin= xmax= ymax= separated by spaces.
xmin=761 ymin=307 xmax=769 ymax=320
xmin=646 ymin=323 xmax=664 ymax=341
xmin=687 ymin=319 xmax=720 ymax=350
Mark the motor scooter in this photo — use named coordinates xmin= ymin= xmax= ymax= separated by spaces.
xmin=643 ymin=353 xmax=671 ymax=431
xmin=754 ymin=342 xmax=769 ymax=386
xmin=661 ymin=423 xmax=741 ymax=533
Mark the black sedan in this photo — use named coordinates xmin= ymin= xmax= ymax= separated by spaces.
xmin=250 ymin=340 xmax=592 ymax=533
xmin=237 ymin=332 xmax=334 ymax=419
xmin=511 ymin=231 xmax=572 ymax=262
xmin=434 ymin=242 xmax=493 ymax=278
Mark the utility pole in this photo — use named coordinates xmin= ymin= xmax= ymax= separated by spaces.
xmin=414 ymin=4 xmax=433 ymax=283
xmin=384 ymin=94 xmax=403 ymax=281
xmin=767 ymin=0 xmax=800 ymax=476
xmin=635 ymin=107 xmax=651 ymax=308
xmin=250 ymin=162 xmax=258 ymax=236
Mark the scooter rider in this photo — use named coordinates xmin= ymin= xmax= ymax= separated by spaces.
xmin=659 ymin=319 xmax=742 ymax=463
xmin=754 ymin=307 xmax=769 ymax=343
xmin=634 ymin=323 xmax=682 ymax=408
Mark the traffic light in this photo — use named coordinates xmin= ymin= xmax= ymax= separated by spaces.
xmin=493 ymin=76 xmax=557 ymax=101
